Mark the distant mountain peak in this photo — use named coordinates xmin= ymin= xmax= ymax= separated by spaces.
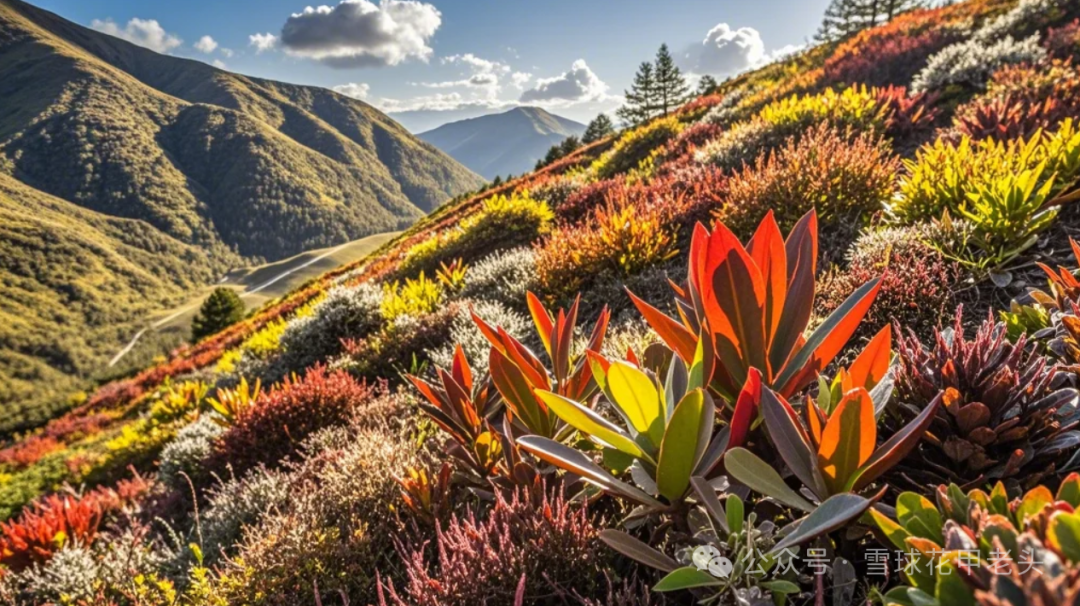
xmin=418 ymin=107 xmax=586 ymax=179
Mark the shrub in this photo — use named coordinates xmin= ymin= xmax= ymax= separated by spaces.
xmin=816 ymin=225 xmax=965 ymax=339
xmin=820 ymin=8 xmax=960 ymax=88
xmin=207 ymin=366 xmax=383 ymax=477
xmin=535 ymin=193 xmax=679 ymax=300
xmin=890 ymin=310 xmax=1079 ymax=491
xmin=1046 ymin=18 xmax=1080 ymax=61
xmin=912 ymin=31 xmax=1046 ymax=94
xmin=399 ymin=193 xmax=553 ymax=277
xmin=890 ymin=120 xmax=1080 ymax=265
xmin=342 ymin=303 xmax=461 ymax=379
xmin=591 ymin=116 xmax=685 ymax=179
xmin=157 ymin=413 xmax=226 ymax=488
xmin=714 ymin=123 xmax=898 ymax=250
xmin=757 ymin=86 xmax=888 ymax=134
xmin=214 ymin=423 xmax=418 ymax=604
xmin=238 ymin=317 xmax=288 ymax=361
xmin=951 ymin=60 xmax=1080 ymax=141
xmin=381 ymin=273 xmax=443 ymax=322
xmin=191 ymin=288 xmax=245 ymax=342
xmin=526 ymin=173 xmax=586 ymax=211
xmin=458 ymin=247 xmax=537 ymax=310
xmin=185 ymin=467 xmax=290 ymax=569
xmin=0 ymin=475 xmax=150 ymax=573
xmin=272 ymin=283 xmax=383 ymax=373
xmin=381 ymin=484 xmax=608 ymax=605
xmin=429 ymin=300 xmax=531 ymax=375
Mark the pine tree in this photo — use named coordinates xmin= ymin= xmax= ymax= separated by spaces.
xmin=653 ymin=44 xmax=690 ymax=116
xmin=697 ymin=75 xmax=719 ymax=96
xmin=617 ymin=61 xmax=658 ymax=127
xmin=582 ymin=113 xmax=615 ymax=143
xmin=816 ymin=0 xmax=924 ymax=41
xmin=191 ymin=287 xmax=245 ymax=341
xmin=558 ymin=135 xmax=581 ymax=158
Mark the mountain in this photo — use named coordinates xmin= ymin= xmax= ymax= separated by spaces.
xmin=389 ymin=104 xmax=510 ymax=134
xmin=418 ymin=107 xmax=586 ymax=179
xmin=0 ymin=0 xmax=483 ymax=431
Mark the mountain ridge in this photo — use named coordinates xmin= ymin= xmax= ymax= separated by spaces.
xmin=0 ymin=0 xmax=484 ymax=430
xmin=418 ymin=106 xmax=586 ymax=179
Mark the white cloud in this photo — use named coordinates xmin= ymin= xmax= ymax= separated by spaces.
xmin=220 ymin=47 xmax=235 ymax=58
xmin=213 ymin=59 xmax=228 ymax=69
xmin=416 ymin=53 xmax=510 ymax=93
xmin=519 ymin=59 xmax=609 ymax=105
xmin=680 ymin=23 xmax=765 ymax=77
xmin=280 ymin=0 xmax=441 ymax=68
xmin=680 ymin=23 xmax=803 ymax=78
xmin=249 ymin=32 xmax=279 ymax=53
xmin=511 ymin=71 xmax=532 ymax=89
xmin=333 ymin=82 xmax=371 ymax=99
xmin=194 ymin=35 xmax=218 ymax=54
xmin=90 ymin=18 xmax=182 ymax=53
xmin=374 ymin=92 xmax=511 ymax=113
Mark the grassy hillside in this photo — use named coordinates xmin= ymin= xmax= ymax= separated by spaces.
xmin=0 ymin=0 xmax=483 ymax=430
xmin=419 ymin=106 xmax=586 ymax=178
xmin=3 ymin=0 xmax=1080 ymax=604
xmin=0 ymin=174 xmax=219 ymax=433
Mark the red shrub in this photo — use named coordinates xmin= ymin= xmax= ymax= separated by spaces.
xmin=674 ymin=93 xmax=725 ymax=122
xmin=715 ymin=123 xmax=898 ymax=249
xmin=0 ymin=436 xmax=61 ymax=471
xmin=380 ymin=484 xmax=607 ymax=606
xmin=821 ymin=8 xmax=960 ymax=88
xmin=654 ymin=121 xmax=724 ymax=168
xmin=951 ymin=61 xmax=1080 ymax=141
xmin=874 ymin=85 xmax=941 ymax=139
xmin=558 ymin=178 xmax=627 ymax=224
xmin=0 ymin=473 xmax=150 ymax=572
xmin=208 ymin=366 xmax=383 ymax=476
xmin=1046 ymin=19 xmax=1080 ymax=62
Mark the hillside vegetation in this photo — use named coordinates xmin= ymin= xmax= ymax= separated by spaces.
xmin=2 ymin=0 xmax=1080 ymax=605
xmin=0 ymin=0 xmax=482 ymax=432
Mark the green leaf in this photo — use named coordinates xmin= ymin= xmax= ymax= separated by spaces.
xmin=517 ymin=436 xmax=664 ymax=508
xmin=869 ymin=508 xmax=911 ymax=551
xmin=691 ymin=476 xmax=728 ymax=534
xmin=769 ymin=493 xmax=874 ymax=554
xmin=608 ymin=361 xmax=665 ymax=447
xmin=727 ymin=493 xmax=744 ymax=536
xmin=724 ymin=447 xmax=816 ymax=512
xmin=656 ymin=390 xmax=706 ymax=501
xmin=897 ymin=493 xmax=944 ymax=546
xmin=1049 ymin=511 xmax=1080 ymax=563
xmin=535 ymin=390 xmax=647 ymax=461
xmin=654 ymin=567 xmax=724 ymax=592
xmin=599 ymin=529 xmax=679 ymax=573
xmin=760 ymin=580 xmax=800 ymax=595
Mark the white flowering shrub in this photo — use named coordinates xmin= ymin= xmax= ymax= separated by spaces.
xmin=911 ymin=0 xmax=1056 ymax=93
xmin=704 ymin=88 xmax=752 ymax=126
xmin=528 ymin=174 xmax=586 ymax=211
xmin=458 ymin=247 xmax=537 ymax=309
xmin=694 ymin=119 xmax=778 ymax=170
xmin=158 ymin=413 xmax=226 ymax=488
xmin=273 ymin=283 xmax=383 ymax=373
xmin=429 ymin=299 xmax=531 ymax=375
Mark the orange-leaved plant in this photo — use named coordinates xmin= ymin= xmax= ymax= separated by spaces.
xmin=473 ymin=293 xmax=610 ymax=440
xmin=628 ymin=209 xmax=882 ymax=401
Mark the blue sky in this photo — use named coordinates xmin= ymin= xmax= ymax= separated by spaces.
xmin=34 ymin=0 xmax=831 ymax=126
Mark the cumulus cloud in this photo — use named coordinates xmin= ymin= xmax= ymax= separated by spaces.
xmin=194 ymin=35 xmax=218 ymax=54
xmin=417 ymin=53 xmax=510 ymax=92
xmin=511 ymin=71 xmax=532 ymax=89
xmin=519 ymin=60 xmax=609 ymax=105
xmin=220 ymin=47 xmax=235 ymax=58
xmin=333 ymin=82 xmax=371 ymax=99
xmin=249 ymin=32 xmax=279 ymax=53
xmin=374 ymin=92 xmax=512 ymax=113
xmin=680 ymin=23 xmax=765 ymax=77
xmin=280 ymin=0 xmax=441 ymax=68
xmin=212 ymin=59 xmax=228 ymax=69
xmin=90 ymin=18 xmax=182 ymax=53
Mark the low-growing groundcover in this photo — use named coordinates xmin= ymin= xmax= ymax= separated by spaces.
xmin=4 ymin=0 xmax=1080 ymax=604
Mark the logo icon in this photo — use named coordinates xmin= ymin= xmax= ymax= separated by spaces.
xmin=692 ymin=545 xmax=733 ymax=578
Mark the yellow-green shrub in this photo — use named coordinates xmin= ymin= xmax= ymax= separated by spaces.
xmin=757 ymin=85 xmax=887 ymax=133
xmin=381 ymin=273 xmax=443 ymax=322
xmin=239 ymin=318 xmax=288 ymax=360
xmin=890 ymin=118 xmax=1080 ymax=264
xmin=591 ymin=116 xmax=685 ymax=179
xmin=398 ymin=194 xmax=552 ymax=276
